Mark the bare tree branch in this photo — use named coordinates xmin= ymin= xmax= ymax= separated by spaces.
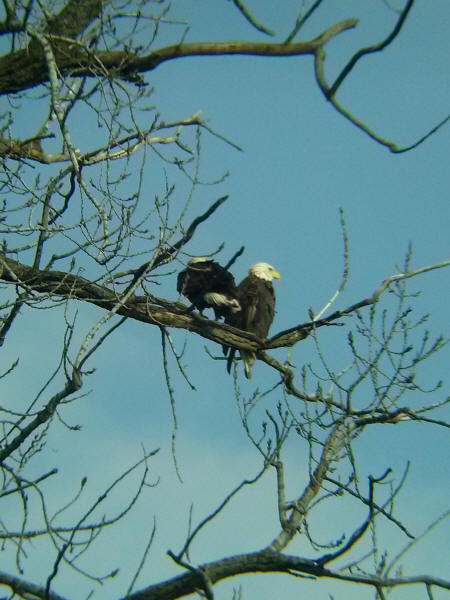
xmin=329 ymin=0 xmax=415 ymax=96
xmin=0 ymin=4 xmax=448 ymax=599
xmin=0 ymin=569 xmax=69 ymax=600
xmin=0 ymin=20 xmax=357 ymax=95
xmin=0 ymin=255 xmax=448 ymax=363
xmin=229 ymin=0 xmax=275 ymax=36
xmin=267 ymin=260 xmax=450 ymax=349
xmin=122 ymin=549 xmax=450 ymax=600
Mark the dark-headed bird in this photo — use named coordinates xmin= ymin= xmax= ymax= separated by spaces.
xmin=226 ymin=262 xmax=280 ymax=378
xmin=177 ymin=257 xmax=241 ymax=319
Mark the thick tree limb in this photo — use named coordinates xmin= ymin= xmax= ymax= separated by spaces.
xmin=0 ymin=570 xmax=68 ymax=600
xmin=0 ymin=255 xmax=262 ymax=351
xmin=2 ymin=549 xmax=447 ymax=600
xmin=0 ymin=0 xmax=108 ymax=94
xmin=123 ymin=549 xmax=450 ymax=600
xmin=0 ymin=256 xmax=448 ymax=357
xmin=0 ymin=19 xmax=357 ymax=95
xmin=45 ymin=0 xmax=106 ymax=39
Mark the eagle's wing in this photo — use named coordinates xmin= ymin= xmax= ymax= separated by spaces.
xmin=243 ymin=281 xmax=259 ymax=331
xmin=176 ymin=269 xmax=187 ymax=294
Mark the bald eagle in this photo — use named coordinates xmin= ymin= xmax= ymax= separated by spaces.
xmin=177 ymin=257 xmax=241 ymax=319
xmin=226 ymin=262 xmax=280 ymax=378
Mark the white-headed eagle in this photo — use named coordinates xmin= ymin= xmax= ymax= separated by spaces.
xmin=177 ymin=257 xmax=241 ymax=319
xmin=226 ymin=262 xmax=281 ymax=378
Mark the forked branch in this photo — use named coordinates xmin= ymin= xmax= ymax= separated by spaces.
xmin=267 ymin=260 xmax=450 ymax=349
xmin=0 ymin=20 xmax=357 ymax=95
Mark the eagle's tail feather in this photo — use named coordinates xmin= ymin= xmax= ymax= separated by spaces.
xmin=241 ymin=350 xmax=256 ymax=379
xmin=226 ymin=348 xmax=235 ymax=373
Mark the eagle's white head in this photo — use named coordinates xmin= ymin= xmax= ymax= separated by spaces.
xmin=249 ymin=262 xmax=281 ymax=282
xmin=188 ymin=256 xmax=211 ymax=265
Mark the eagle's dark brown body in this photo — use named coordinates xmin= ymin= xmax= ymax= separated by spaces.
xmin=226 ymin=263 xmax=280 ymax=378
xmin=230 ymin=274 xmax=275 ymax=339
xmin=177 ymin=258 xmax=240 ymax=319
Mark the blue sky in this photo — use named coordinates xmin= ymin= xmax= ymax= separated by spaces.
xmin=1 ymin=1 xmax=449 ymax=599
